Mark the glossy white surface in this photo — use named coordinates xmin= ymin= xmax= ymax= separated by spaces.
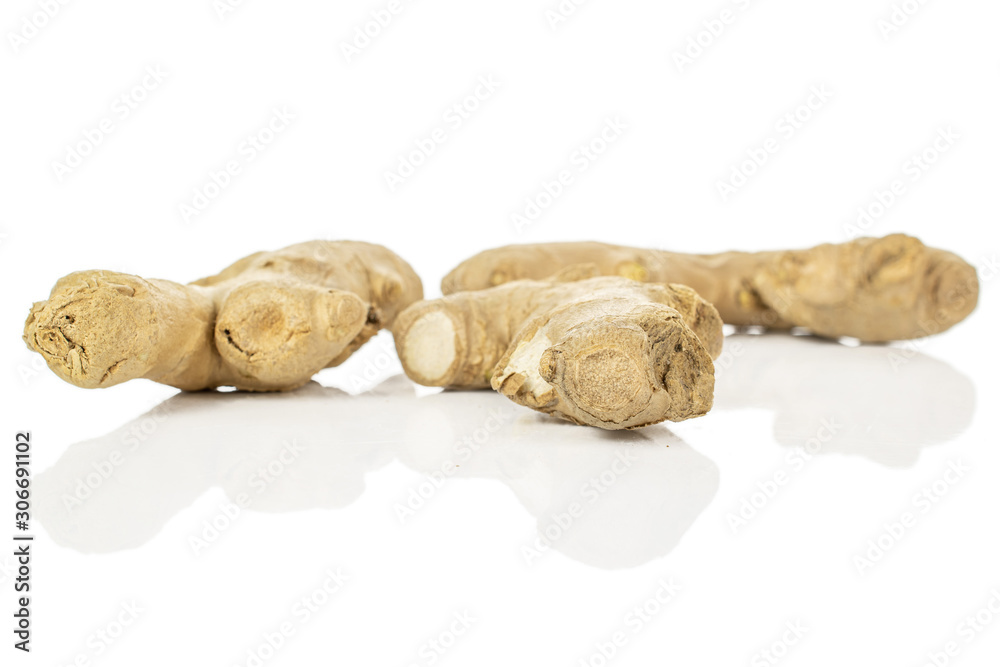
xmin=2 ymin=326 xmax=996 ymax=667
xmin=2 ymin=0 xmax=998 ymax=663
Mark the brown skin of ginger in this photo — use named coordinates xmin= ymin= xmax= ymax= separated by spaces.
xmin=24 ymin=241 xmax=422 ymax=391
xmin=441 ymin=234 xmax=979 ymax=342
xmin=393 ymin=276 xmax=723 ymax=429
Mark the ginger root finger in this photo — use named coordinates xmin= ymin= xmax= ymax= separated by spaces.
xmin=393 ymin=276 xmax=722 ymax=429
xmin=214 ymin=282 xmax=368 ymax=389
xmin=441 ymin=234 xmax=978 ymax=342
xmin=493 ymin=298 xmax=715 ymax=429
xmin=24 ymin=241 xmax=422 ymax=391
xmin=23 ymin=271 xmax=219 ymax=390
xmin=393 ymin=276 xmax=722 ymax=389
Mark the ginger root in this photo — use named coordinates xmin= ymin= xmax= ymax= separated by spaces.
xmin=393 ymin=276 xmax=723 ymax=429
xmin=441 ymin=234 xmax=978 ymax=342
xmin=24 ymin=241 xmax=422 ymax=391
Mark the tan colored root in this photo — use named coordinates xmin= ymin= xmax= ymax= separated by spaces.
xmin=493 ymin=299 xmax=715 ymax=429
xmin=441 ymin=234 xmax=979 ymax=342
xmin=393 ymin=276 xmax=722 ymax=429
xmin=23 ymin=241 xmax=422 ymax=391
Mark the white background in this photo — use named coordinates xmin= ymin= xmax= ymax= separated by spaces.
xmin=2 ymin=0 xmax=999 ymax=665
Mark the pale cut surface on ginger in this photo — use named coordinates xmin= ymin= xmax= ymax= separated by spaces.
xmin=401 ymin=311 xmax=458 ymax=383
xmin=501 ymin=331 xmax=554 ymax=396
xmin=24 ymin=241 xmax=423 ymax=391
xmin=440 ymin=234 xmax=979 ymax=342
